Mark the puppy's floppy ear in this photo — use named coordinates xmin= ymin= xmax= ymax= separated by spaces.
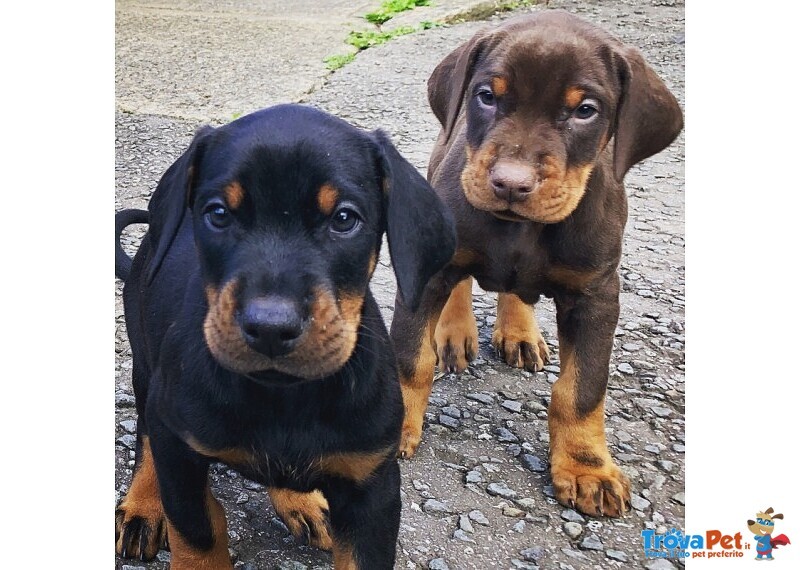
xmin=428 ymin=28 xmax=500 ymax=143
xmin=613 ymin=45 xmax=684 ymax=181
xmin=373 ymin=131 xmax=456 ymax=312
xmin=145 ymin=125 xmax=215 ymax=285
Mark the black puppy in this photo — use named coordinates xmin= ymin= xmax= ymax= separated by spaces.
xmin=114 ymin=104 xmax=455 ymax=569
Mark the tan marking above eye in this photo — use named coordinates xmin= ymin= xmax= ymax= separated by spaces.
xmin=224 ymin=181 xmax=245 ymax=209
xmin=491 ymin=76 xmax=508 ymax=97
xmin=317 ymin=184 xmax=339 ymax=216
xmin=564 ymin=87 xmax=586 ymax=109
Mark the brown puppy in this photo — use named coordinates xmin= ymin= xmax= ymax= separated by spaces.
xmin=390 ymin=11 xmax=683 ymax=517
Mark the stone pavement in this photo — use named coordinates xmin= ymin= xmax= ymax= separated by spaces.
xmin=115 ymin=0 xmax=685 ymax=568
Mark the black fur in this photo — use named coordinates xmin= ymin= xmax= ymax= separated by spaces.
xmin=115 ymin=104 xmax=455 ymax=567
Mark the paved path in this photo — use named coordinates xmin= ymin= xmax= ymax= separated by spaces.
xmin=115 ymin=0 xmax=685 ymax=568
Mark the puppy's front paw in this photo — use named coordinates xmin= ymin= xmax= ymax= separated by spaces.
xmin=550 ymin=456 xmax=631 ymax=518
xmin=397 ymin=422 xmax=423 ymax=459
xmin=268 ymin=488 xmax=332 ymax=550
xmin=435 ymin=314 xmax=478 ymax=374
xmin=435 ymin=278 xmax=478 ymax=374
xmin=115 ymin=499 xmax=168 ymax=560
xmin=492 ymin=294 xmax=549 ymax=372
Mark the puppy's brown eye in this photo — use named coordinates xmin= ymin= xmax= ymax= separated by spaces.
xmin=330 ymin=207 xmax=361 ymax=234
xmin=574 ymin=102 xmax=598 ymax=120
xmin=204 ymin=204 xmax=231 ymax=229
xmin=477 ymin=89 xmax=496 ymax=107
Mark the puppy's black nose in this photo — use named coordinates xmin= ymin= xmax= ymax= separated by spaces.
xmin=491 ymin=162 xmax=535 ymax=203
xmin=240 ymin=297 xmax=304 ymax=357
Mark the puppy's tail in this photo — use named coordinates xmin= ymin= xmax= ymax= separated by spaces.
xmin=115 ymin=209 xmax=149 ymax=280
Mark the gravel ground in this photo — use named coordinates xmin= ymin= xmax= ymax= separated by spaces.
xmin=115 ymin=0 xmax=685 ymax=568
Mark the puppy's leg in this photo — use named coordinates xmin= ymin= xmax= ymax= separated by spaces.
xmin=115 ymin=434 xmax=167 ymax=560
xmin=390 ymin=278 xmax=453 ymax=458
xmin=549 ymin=277 xmax=631 ymax=517
xmin=434 ymin=277 xmax=478 ymax=374
xmin=322 ymin=459 xmax=401 ymax=570
xmin=492 ymin=293 xmax=550 ymax=372
xmin=116 ymin=362 xmax=167 ymax=561
xmin=148 ymin=414 xmax=232 ymax=569
xmin=268 ymin=487 xmax=332 ymax=550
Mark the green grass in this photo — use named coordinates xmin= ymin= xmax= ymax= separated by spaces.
xmin=324 ymin=0 xmax=536 ymax=72
xmin=323 ymin=53 xmax=356 ymax=71
xmin=364 ymin=0 xmax=431 ymax=26
xmin=346 ymin=25 xmax=417 ymax=50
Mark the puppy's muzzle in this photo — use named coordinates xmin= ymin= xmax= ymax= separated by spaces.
xmin=239 ymin=296 xmax=306 ymax=358
xmin=490 ymin=161 xmax=535 ymax=204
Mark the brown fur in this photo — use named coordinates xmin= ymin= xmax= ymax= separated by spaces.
xmin=547 ymin=265 xmax=603 ymax=291
xmin=391 ymin=11 xmax=682 ymax=519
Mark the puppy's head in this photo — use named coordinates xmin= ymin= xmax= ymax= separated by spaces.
xmin=747 ymin=508 xmax=783 ymax=536
xmin=428 ymin=10 xmax=684 ymax=223
xmin=145 ymin=105 xmax=455 ymax=383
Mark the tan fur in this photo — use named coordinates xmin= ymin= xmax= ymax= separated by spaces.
xmin=564 ymin=86 xmax=585 ymax=108
xmin=185 ymin=435 xmax=257 ymax=467
xmin=318 ymin=448 xmax=391 ymax=483
xmin=434 ymin=277 xmax=478 ymax=373
xmin=451 ymin=248 xmax=479 ymax=268
xmin=203 ymin=282 xmax=363 ymax=379
xmin=333 ymin=542 xmax=358 ymax=570
xmin=268 ymin=488 xmax=333 ymax=550
xmin=166 ymin=487 xmax=231 ymax=569
xmin=115 ymin=437 xmax=167 ymax=559
xmin=492 ymin=293 xmax=549 ymax=371
xmin=224 ymin=182 xmax=245 ymax=210
xmin=491 ymin=76 xmax=509 ymax=96
xmin=398 ymin=312 xmax=441 ymax=458
xmin=461 ymin=144 xmax=595 ymax=223
xmin=317 ymin=183 xmax=339 ymax=216
xmin=547 ymin=265 xmax=602 ymax=291
xmin=548 ymin=344 xmax=630 ymax=516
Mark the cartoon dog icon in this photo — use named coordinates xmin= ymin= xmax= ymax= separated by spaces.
xmin=747 ymin=508 xmax=791 ymax=560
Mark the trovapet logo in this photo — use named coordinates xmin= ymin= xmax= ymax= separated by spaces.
xmin=641 ymin=508 xmax=791 ymax=561
xmin=641 ymin=528 xmax=746 ymax=559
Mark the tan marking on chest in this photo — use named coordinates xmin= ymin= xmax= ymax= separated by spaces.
xmin=186 ymin=435 xmax=256 ymax=467
xmin=547 ymin=265 xmax=602 ymax=291
xmin=318 ymin=447 xmax=391 ymax=483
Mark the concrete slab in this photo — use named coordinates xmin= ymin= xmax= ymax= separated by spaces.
xmin=115 ymin=0 xmax=375 ymax=122
xmin=115 ymin=0 xmax=514 ymax=123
